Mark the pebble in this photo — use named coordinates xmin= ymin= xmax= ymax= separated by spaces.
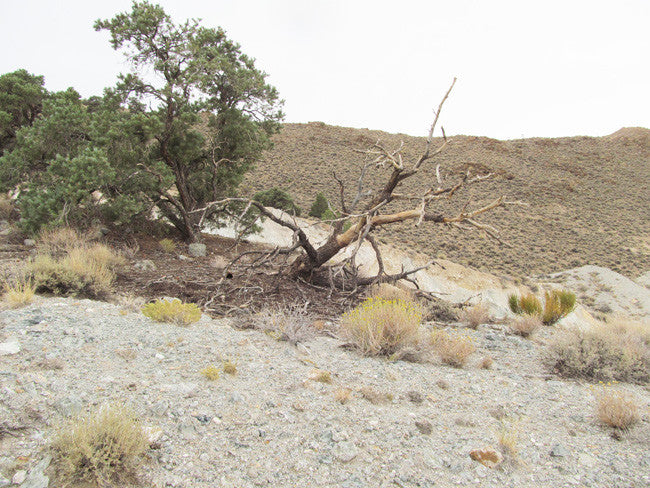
xmin=0 ymin=341 xmax=20 ymax=355
xmin=11 ymin=470 xmax=26 ymax=484
xmin=550 ymin=444 xmax=569 ymax=457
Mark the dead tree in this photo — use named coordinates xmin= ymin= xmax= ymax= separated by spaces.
xmin=194 ymin=78 xmax=522 ymax=289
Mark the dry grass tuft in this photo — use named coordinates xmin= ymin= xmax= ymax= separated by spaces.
xmin=367 ymin=283 xmax=415 ymax=304
xmin=312 ymin=370 xmax=333 ymax=384
xmin=509 ymin=315 xmax=543 ymax=338
xmin=36 ymin=227 xmax=90 ymax=257
xmin=480 ymin=356 xmax=494 ymax=369
xmin=158 ymin=238 xmax=177 ymax=253
xmin=596 ymin=388 xmax=640 ymax=429
xmin=460 ymin=302 xmax=490 ymax=329
xmin=544 ymin=320 xmax=649 ymax=384
xmin=142 ymin=298 xmax=202 ymax=326
xmin=2 ymin=275 xmax=35 ymax=309
xmin=359 ymin=386 xmax=394 ymax=404
xmin=334 ymin=388 xmax=352 ymax=404
xmin=340 ymin=297 xmax=424 ymax=359
xmin=429 ymin=330 xmax=476 ymax=368
xmin=222 ymin=359 xmax=237 ymax=375
xmin=200 ymin=365 xmax=220 ymax=381
xmin=496 ymin=419 xmax=522 ymax=465
xmin=0 ymin=195 xmax=15 ymax=220
xmin=51 ymin=403 xmax=148 ymax=486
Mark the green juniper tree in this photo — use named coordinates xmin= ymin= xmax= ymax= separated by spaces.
xmin=95 ymin=1 xmax=284 ymax=241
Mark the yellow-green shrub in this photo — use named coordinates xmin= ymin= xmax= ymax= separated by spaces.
xmin=142 ymin=298 xmax=201 ymax=326
xmin=158 ymin=238 xmax=177 ymax=253
xmin=508 ymin=293 xmax=542 ymax=316
xmin=542 ymin=289 xmax=576 ymax=325
xmin=340 ymin=298 xmax=423 ymax=358
xmin=51 ymin=404 xmax=148 ymax=486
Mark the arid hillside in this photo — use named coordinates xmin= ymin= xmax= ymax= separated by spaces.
xmin=245 ymin=124 xmax=650 ymax=279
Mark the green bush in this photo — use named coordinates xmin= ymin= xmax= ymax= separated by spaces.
xmin=253 ymin=187 xmax=301 ymax=216
xmin=309 ymin=192 xmax=329 ymax=218
xmin=142 ymin=298 xmax=201 ymax=326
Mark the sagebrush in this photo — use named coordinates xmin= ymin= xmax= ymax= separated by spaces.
xmin=51 ymin=403 xmax=148 ymax=486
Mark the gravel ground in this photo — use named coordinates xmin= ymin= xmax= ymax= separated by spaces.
xmin=0 ymin=297 xmax=648 ymax=487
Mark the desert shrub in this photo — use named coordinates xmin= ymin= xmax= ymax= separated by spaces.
xmin=340 ymin=297 xmax=424 ymax=358
xmin=544 ymin=321 xmax=649 ymax=384
xmin=141 ymin=298 xmax=201 ymax=326
xmin=509 ymin=315 xmax=543 ymax=338
xmin=334 ymin=387 xmax=352 ymax=404
xmin=508 ymin=293 xmax=542 ymax=316
xmin=27 ymin=244 xmax=122 ymax=298
xmin=596 ymin=389 xmax=640 ymax=429
xmin=253 ymin=187 xmax=301 ymax=216
xmin=429 ymin=330 xmax=476 ymax=367
xmin=51 ymin=403 xmax=148 ymax=486
xmin=252 ymin=305 xmax=314 ymax=344
xmin=309 ymin=192 xmax=329 ymax=218
xmin=222 ymin=359 xmax=237 ymax=375
xmin=2 ymin=275 xmax=35 ymax=308
xmin=542 ymin=289 xmax=576 ymax=325
xmin=158 ymin=238 xmax=177 ymax=253
xmin=459 ymin=302 xmax=490 ymax=329
xmin=496 ymin=418 xmax=522 ymax=465
xmin=200 ymin=365 xmax=220 ymax=381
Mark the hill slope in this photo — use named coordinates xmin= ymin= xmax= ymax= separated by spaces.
xmin=245 ymin=124 xmax=650 ymax=279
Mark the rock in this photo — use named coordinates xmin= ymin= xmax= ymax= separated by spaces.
xmin=21 ymin=456 xmax=50 ymax=488
xmin=469 ymin=447 xmax=503 ymax=468
xmin=333 ymin=441 xmax=359 ymax=463
xmin=133 ymin=259 xmax=156 ymax=271
xmin=550 ymin=444 xmax=569 ymax=457
xmin=188 ymin=243 xmax=207 ymax=257
xmin=415 ymin=420 xmax=433 ymax=435
xmin=178 ymin=254 xmax=192 ymax=261
xmin=0 ymin=341 xmax=20 ymax=355
xmin=0 ymin=476 xmax=9 ymax=487
xmin=24 ymin=239 xmax=36 ymax=247
xmin=11 ymin=470 xmax=27 ymax=484
xmin=55 ymin=396 xmax=83 ymax=417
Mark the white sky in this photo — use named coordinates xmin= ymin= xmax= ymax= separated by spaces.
xmin=1 ymin=0 xmax=648 ymax=139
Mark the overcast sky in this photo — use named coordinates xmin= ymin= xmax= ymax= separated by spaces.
xmin=1 ymin=0 xmax=648 ymax=139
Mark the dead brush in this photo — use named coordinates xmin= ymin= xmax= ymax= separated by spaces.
xmin=252 ymin=304 xmax=315 ymax=345
xmin=429 ymin=329 xmax=476 ymax=368
xmin=509 ymin=315 xmax=543 ymax=338
xmin=459 ymin=302 xmax=490 ymax=329
xmin=51 ymin=403 xmax=148 ymax=487
xmin=596 ymin=388 xmax=640 ymax=430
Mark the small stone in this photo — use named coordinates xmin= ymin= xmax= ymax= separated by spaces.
xmin=415 ymin=420 xmax=433 ymax=435
xmin=550 ymin=444 xmax=569 ymax=457
xmin=333 ymin=441 xmax=359 ymax=463
xmin=188 ymin=243 xmax=207 ymax=257
xmin=21 ymin=455 xmax=50 ymax=488
xmin=11 ymin=470 xmax=27 ymax=484
xmin=229 ymin=392 xmax=245 ymax=403
xmin=144 ymin=426 xmax=163 ymax=445
xmin=155 ymin=353 xmax=165 ymax=360
xmin=407 ymin=390 xmax=424 ymax=403
xmin=133 ymin=259 xmax=156 ymax=271
xmin=469 ymin=447 xmax=503 ymax=468
xmin=178 ymin=254 xmax=192 ymax=261
xmin=24 ymin=238 xmax=36 ymax=247
xmin=0 ymin=341 xmax=20 ymax=355
xmin=193 ymin=414 xmax=212 ymax=424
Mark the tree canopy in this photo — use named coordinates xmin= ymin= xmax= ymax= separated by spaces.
xmin=0 ymin=1 xmax=283 ymax=238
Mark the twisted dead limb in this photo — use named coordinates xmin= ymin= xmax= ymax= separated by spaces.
xmin=195 ymin=78 xmax=524 ymax=289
